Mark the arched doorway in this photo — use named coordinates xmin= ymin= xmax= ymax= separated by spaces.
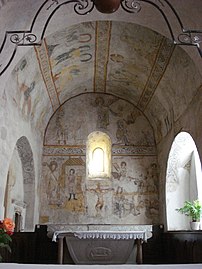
xmin=4 ymin=136 xmax=35 ymax=231
xmin=166 ymin=132 xmax=202 ymax=230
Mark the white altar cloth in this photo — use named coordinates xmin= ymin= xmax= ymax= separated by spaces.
xmin=53 ymin=230 xmax=147 ymax=242
xmin=48 ymin=224 xmax=153 ymax=241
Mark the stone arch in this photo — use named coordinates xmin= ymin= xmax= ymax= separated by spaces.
xmin=165 ymin=131 xmax=202 ymax=230
xmin=16 ymin=136 xmax=35 ymax=231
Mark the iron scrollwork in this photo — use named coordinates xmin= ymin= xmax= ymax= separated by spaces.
xmin=178 ymin=32 xmax=202 ymax=56
xmin=74 ymin=0 xmax=94 ymax=15
xmin=10 ymin=33 xmax=38 ymax=45
xmin=121 ymin=0 xmax=141 ymax=13
xmin=0 ymin=0 xmax=202 ymax=77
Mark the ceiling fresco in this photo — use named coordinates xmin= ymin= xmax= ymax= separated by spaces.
xmin=41 ymin=21 xmax=174 ymax=107
xmin=5 ymin=20 xmax=202 ymax=141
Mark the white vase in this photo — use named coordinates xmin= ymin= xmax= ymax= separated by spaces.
xmin=190 ymin=221 xmax=200 ymax=230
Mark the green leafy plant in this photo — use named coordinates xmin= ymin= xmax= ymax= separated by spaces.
xmin=0 ymin=218 xmax=15 ymax=262
xmin=176 ymin=199 xmax=202 ymax=222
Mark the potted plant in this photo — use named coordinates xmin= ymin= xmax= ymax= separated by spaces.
xmin=0 ymin=217 xmax=15 ymax=261
xmin=176 ymin=199 xmax=202 ymax=230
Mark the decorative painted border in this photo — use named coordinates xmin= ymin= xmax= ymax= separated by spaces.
xmin=0 ymin=0 xmax=201 ymax=76
xmin=94 ymin=21 xmax=112 ymax=93
xmin=43 ymin=145 xmax=156 ymax=156
xmin=137 ymin=37 xmax=175 ymax=111
xmin=34 ymin=39 xmax=61 ymax=111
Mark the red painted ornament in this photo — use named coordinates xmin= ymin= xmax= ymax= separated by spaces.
xmin=94 ymin=0 xmax=121 ymax=14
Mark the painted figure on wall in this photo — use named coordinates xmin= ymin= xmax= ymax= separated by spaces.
xmin=87 ymin=183 xmax=110 ymax=216
xmin=120 ymin=161 xmax=127 ymax=178
xmin=20 ymin=81 xmax=35 ymax=117
xmin=115 ymin=119 xmax=130 ymax=145
xmin=66 ymin=168 xmax=77 ymax=200
xmin=113 ymin=186 xmax=125 ymax=218
xmin=113 ymin=187 xmax=141 ymax=219
xmin=15 ymin=61 xmax=36 ymax=117
xmin=95 ymin=96 xmax=110 ymax=129
xmin=45 ymin=161 xmax=60 ymax=205
xmin=112 ymin=160 xmax=136 ymax=182
xmin=144 ymin=198 xmax=159 ymax=222
xmin=112 ymin=161 xmax=127 ymax=180
xmin=55 ymin=108 xmax=68 ymax=145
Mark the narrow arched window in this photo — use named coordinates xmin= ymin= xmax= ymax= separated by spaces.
xmin=86 ymin=131 xmax=111 ymax=179
xmin=92 ymin=147 xmax=104 ymax=173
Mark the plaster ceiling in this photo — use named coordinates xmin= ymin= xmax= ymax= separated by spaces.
xmin=1 ymin=0 xmax=202 ymax=143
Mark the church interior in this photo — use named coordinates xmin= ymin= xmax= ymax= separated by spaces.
xmin=0 ymin=0 xmax=202 ymax=266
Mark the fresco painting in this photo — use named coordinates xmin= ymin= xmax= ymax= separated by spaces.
xmin=46 ymin=23 xmax=95 ymax=100
xmin=42 ymin=157 xmax=86 ymax=212
xmin=40 ymin=93 xmax=158 ymax=224
xmin=10 ymin=53 xmax=52 ymax=136
xmin=45 ymin=93 xmax=155 ymax=146
xmin=41 ymin=155 xmax=158 ymax=224
xmin=107 ymin=22 xmax=162 ymax=98
xmin=111 ymin=157 xmax=158 ymax=222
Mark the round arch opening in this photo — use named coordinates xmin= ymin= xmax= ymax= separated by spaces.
xmin=165 ymin=131 xmax=202 ymax=231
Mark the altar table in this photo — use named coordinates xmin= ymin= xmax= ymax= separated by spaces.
xmin=53 ymin=231 xmax=147 ymax=264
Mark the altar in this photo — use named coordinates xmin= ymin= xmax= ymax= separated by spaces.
xmin=49 ymin=225 xmax=152 ymax=265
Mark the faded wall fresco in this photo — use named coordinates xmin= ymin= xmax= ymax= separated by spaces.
xmin=40 ymin=93 xmax=159 ymax=224
xmin=8 ymin=51 xmax=53 ymax=136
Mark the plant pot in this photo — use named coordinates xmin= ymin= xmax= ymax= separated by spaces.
xmin=190 ymin=221 xmax=200 ymax=230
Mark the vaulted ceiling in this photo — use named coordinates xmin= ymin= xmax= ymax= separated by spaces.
xmin=0 ymin=0 xmax=202 ymax=143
